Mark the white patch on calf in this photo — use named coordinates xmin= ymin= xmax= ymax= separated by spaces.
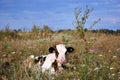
xmin=56 ymin=44 xmax=67 ymax=65
xmin=42 ymin=53 xmax=56 ymax=72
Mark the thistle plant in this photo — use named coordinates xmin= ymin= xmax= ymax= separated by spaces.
xmin=73 ymin=6 xmax=101 ymax=40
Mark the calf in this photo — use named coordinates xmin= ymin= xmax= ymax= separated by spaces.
xmin=24 ymin=44 xmax=74 ymax=74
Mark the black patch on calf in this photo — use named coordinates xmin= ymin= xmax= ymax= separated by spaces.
xmin=34 ymin=59 xmax=39 ymax=64
xmin=43 ymin=57 xmax=46 ymax=61
xmin=67 ymin=47 xmax=74 ymax=53
xmin=49 ymin=46 xmax=59 ymax=58
xmin=34 ymin=56 xmax=46 ymax=64
xmin=52 ymin=60 xmax=58 ymax=72
xmin=49 ymin=47 xmax=55 ymax=53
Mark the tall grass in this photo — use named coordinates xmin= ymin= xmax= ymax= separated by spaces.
xmin=0 ymin=29 xmax=120 ymax=80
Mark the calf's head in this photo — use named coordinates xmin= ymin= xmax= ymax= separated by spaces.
xmin=49 ymin=44 xmax=74 ymax=64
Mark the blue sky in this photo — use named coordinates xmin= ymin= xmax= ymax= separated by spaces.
xmin=0 ymin=0 xmax=120 ymax=30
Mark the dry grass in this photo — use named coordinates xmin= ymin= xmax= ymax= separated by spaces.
xmin=0 ymin=30 xmax=120 ymax=80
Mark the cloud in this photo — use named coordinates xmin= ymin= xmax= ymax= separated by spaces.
xmin=102 ymin=17 xmax=120 ymax=24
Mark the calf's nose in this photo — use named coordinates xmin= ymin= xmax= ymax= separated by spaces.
xmin=60 ymin=58 xmax=66 ymax=64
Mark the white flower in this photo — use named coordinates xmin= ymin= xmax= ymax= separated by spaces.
xmin=81 ymin=64 xmax=85 ymax=67
xmin=110 ymin=67 xmax=114 ymax=70
xmin=112 ymin=74 xmax=115 ymax=76
xmin=113 ymin=56 xmax=117 ymax=58
xmin=93 ymin=67 xmax=99 ymax=71
xmin=11 ymin=52 xmax=16 ymax=54
xmin=98 ymin=54 xmax=103 ymax=57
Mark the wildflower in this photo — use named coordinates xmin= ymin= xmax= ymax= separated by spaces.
xmin=113 ymin=56 xmax=117 ymax=58
xmin=11 ymin=52 xmax=16 ymax=54
xmin=111 ymin=74 xmax=115 ymax=76
xmin=93 ymin=67 xmax=99 ymax=71
xmin=110 ymin=67 xmax=114 ymax=70
xmin=81 ymin=64 xmax=85 ymax=67
xmin=2 ymin=54 xmax=7 ymax=57
xmin=73 ymin=78 xmax=78 ymax=80
xmin=90 ymin=48 xmax=97 ymax=52
xmin=93 ymin=48 xmax=97 ymax=51
xmin=98 ymin=54 xmax=103 ymax=57
xmin=93 ymin=61 xmax=97 ymax=65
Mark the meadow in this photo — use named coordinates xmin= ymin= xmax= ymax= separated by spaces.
xmin=0 ymin=28 xmax=120 ymax=80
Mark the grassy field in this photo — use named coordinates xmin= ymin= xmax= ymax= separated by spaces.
xmin=0 ymin=29 xmax=120 ymax=80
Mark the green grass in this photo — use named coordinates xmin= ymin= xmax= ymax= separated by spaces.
xmin=0 ymin=30 xmax=120 ymax=80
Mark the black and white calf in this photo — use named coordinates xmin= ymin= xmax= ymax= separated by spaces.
xmin=28 ymin=44 xmax=74 ymax=74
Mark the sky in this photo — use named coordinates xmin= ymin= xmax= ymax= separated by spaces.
xmin=0 ymin=0 xmax=120 ymax=31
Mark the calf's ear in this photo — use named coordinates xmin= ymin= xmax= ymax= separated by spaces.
xmin=67 ymin=47 xmax=74 ymax=53
xmin=49 ymin=47 xmax=55 ymax=53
